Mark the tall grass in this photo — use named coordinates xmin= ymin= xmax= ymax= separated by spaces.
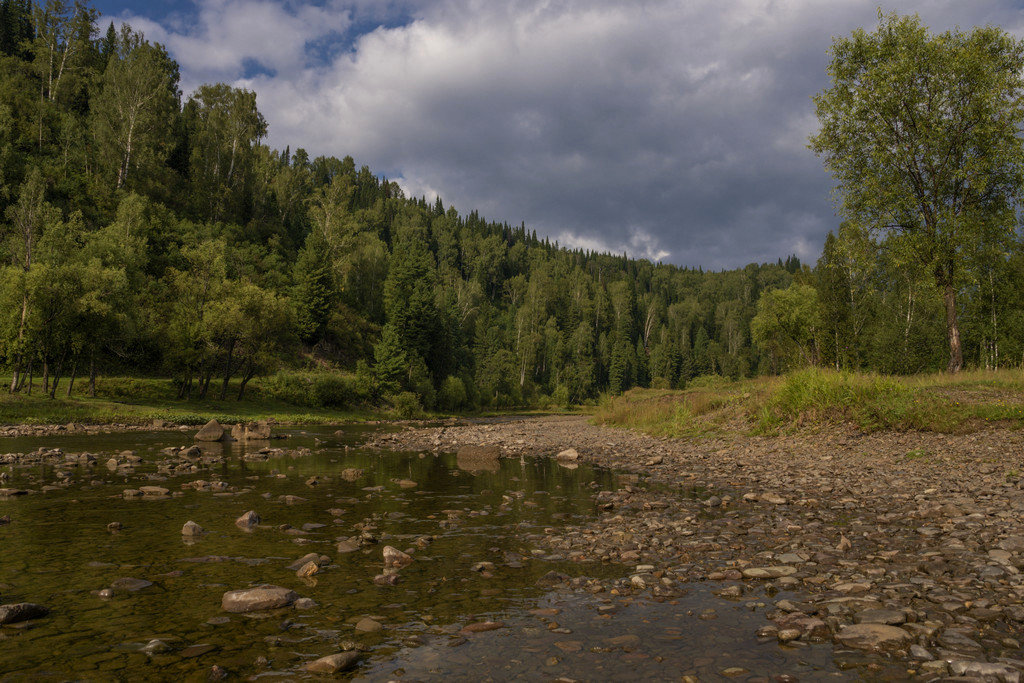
xmin=594 ymin=368 xmax=1024 ymax=436
xmin=594 ymin=384 xmax=748 ymax=437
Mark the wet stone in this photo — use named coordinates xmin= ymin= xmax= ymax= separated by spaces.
xmin=221 ymin=585 xmax=297 ymax=613
xmin=0 ymin=603 xmax=49 ymax=625
xmin=110 ymin=578 xmax=153 ymax=592
xmin=305 ymin=651 xmax=362 ymax=674
xmin=742 ymin=566 xmax=796 ymax=579
xmin=854 ymin=609 xmax=906 ymax=625
xmin=355 ymin=617 xmax=383 ymax=633
xmin=835 ymin=624 xmax=912 ymax=651
xmin=180 ymin=644 xmax=218 ymax=658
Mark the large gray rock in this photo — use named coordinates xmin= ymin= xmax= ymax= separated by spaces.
xmin=231 ymin=421 xmax=271 ymax=441
xmin=247 ymin=421 xmax=272 ymax=440
xmin=181 ymin=520 xmax=204 ymax=536
xmin=304 ymin=652 xmax=361 ymax=674
xmin=235 ymin=510 xmax=261 ymax=529
xmin=383 ymin=545 xmax=413 ymax=567
xmin=195 ymin=420 xmax=225 ymax=442
xmin=221 ymin=585 xmax=297 ymax=613
xmin=835 ymin=623 xmax=912 ymax=650
xmin=0 ymin=603 xmax=49 ymax=625
xmin=556 ymin=448 xmax=579 ymax=461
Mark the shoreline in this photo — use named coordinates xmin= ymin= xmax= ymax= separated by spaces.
xmin=368 ymin=415 xmax=1024 ymax=677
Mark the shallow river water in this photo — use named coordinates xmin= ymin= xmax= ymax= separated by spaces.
xmin=0 ymin=426 xmax=852 ymax=681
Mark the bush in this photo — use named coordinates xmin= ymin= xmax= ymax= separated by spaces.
xmin=756 ymin=368 xmax=917 ymax=432
xmin=402 ymin=356 xmax=435 ymax=409
xmin=438 ymin=375 xmax=468 ymax=411
xmin=261 ymin=371 xmax=371 ymax=409
xmin=552 ymin=384 xmax=571 ymax=408
xmin=390 ymin=391 xmax=423 ymax=419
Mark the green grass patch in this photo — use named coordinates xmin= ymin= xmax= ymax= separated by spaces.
xmin=0 ymin=373 xmax=384 ymax=426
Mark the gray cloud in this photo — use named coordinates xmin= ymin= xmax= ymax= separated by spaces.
xmin=122 ymin=0 xmax=1024 ymax=268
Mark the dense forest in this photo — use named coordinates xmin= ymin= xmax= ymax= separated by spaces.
xmin=2 ymin=1 xmax=1023 ymax=412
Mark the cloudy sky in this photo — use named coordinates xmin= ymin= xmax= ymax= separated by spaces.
xmin=91 ymin=0 xmax=1024 ymax=269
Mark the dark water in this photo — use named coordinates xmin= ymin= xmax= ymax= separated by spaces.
xmin=0 ymin=427 xmax=850 ymax=681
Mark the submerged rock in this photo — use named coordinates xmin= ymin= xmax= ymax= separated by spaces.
xmin=354 ymin=617 xmax=382 ymax=632
xmin=0 ymin=603 xmax=49 ymax=625
xmin=111 ymin=577 xmax=153 ymax=592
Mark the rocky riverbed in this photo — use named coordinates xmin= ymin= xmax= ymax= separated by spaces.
xmin=368 ymin=415 xmax=1024 ymax=680
xmin=1 ymin=423 xmax=849 ymax=681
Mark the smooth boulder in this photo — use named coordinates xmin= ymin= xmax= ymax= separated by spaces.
xmin=556 ymin=448 xmax=579 ymax=461
xmin=221 ymin=585 xmax=297 ymax=613
xmin=195 ymin=420 xmax=226 ymax=442
xmin=182 ymin=520 xmax=204 ymax=536
xmin=304 ymin=652 xmax=361 ymax=674
xmin=235 ymin=510 xmax=261 ymax=529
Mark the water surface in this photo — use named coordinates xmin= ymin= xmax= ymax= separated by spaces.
xmin=0 ymin=427 xmax=853 ymax=680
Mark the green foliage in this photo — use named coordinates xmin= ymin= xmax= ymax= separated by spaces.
xmin=260 ymin=371 xmax=371 ymax=409
xmin=756 ymin=369 xmax=917 ymax=433
xmin=437 ymin=375 xmax=469 ymax=412
xmin=811 ymin=11 xmax=1024 ymax=372
xmin=552 ymin=384 xmax=570 ymax=409
xmin=389 ymin=391 xmax=423 ymax=419
xmin=2 ymin=2 xmax=1023 ymax=418
xmin=750 ymin=284 xmax=822 ymax=372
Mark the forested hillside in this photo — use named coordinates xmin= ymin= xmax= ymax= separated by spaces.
xmin=2 ymin=1 xmax=1023 ymax=413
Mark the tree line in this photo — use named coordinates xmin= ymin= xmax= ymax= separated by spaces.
xmin=2 ymin=2 xmax=1022 ymax=412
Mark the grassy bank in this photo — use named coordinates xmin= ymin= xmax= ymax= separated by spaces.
xmin=593 ymin=368 xmax=1024 ymax=436
xmin=0 ymin=374 xmax=575 ymax=426
xmin=0 ymin=375 xmax=386 ymax=426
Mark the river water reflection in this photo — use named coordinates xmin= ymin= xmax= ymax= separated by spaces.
xmin=0 ymin=426 xmax=849 ymax=680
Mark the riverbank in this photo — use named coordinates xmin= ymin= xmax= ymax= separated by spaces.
xmin=370 ymin=414 xmax=1024 ymax=678
xmin=0 ymin=375 xmax=570 ymax=431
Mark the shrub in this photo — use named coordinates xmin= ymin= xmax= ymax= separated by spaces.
xmin=261 ymin=371 xmax=371 ymax=409
xmin=756 ymin=368 xmax=917 ymax=432
xmin=552 ymin=384 xmax=571 ymax=408
xmin=438 ymin=376 xmax=468 ymax=411
xmin=390 ymin=391 xmax=423 ymax=419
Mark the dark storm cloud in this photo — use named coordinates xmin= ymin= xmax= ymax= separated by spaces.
xmin=120 ymin=0 xmax=1024 ymax=268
